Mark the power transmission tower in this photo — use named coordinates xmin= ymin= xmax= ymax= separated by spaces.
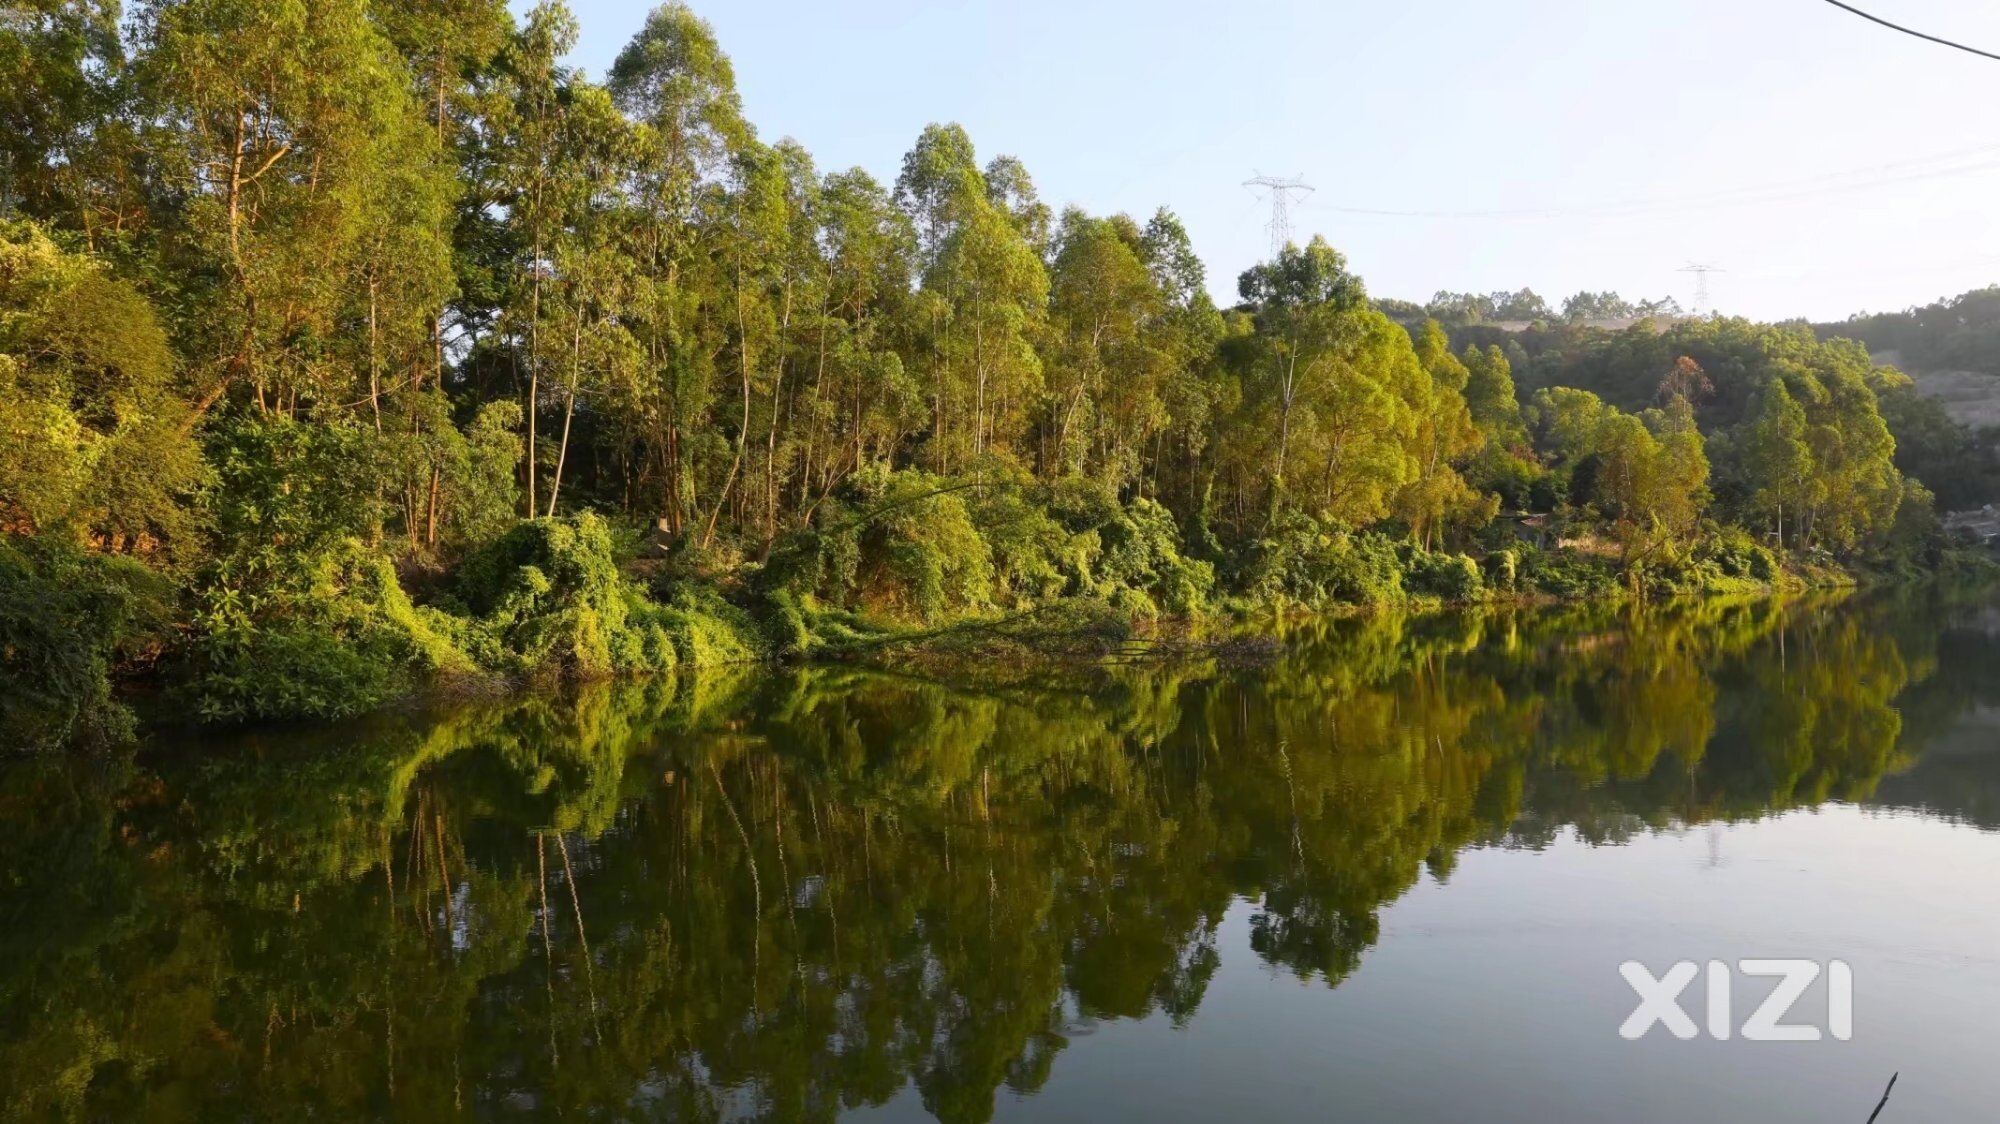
xmin=1678 ymin=262 xmax=1725 ymax=315
xmin=1244 ymin=172 xmax=1314 ymax=259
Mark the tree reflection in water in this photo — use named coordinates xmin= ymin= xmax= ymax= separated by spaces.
xmin=4 ymin=591 xmax=1998 ymax=1121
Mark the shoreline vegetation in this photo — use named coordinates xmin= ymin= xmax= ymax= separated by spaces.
xmin=4 ymin=2 xmax=1999 ymax=753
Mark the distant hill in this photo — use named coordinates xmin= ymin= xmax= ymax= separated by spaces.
xmin=1817 ymin=287 xmax=2000 ymax=373
xmin=1816 ymin=287 xmax=2000 ymax=425
xmin=1871 ymin=349 xmax=2000 ymax=432
xmin=1485 ymin=315 xmax=1701 ymax=334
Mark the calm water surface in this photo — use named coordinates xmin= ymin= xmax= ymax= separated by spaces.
xmin=5 ymin=593 xmax=2000 ymax=1121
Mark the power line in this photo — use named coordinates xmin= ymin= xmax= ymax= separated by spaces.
xmin=1316 ymin=152 xmax=2000 ymax=219
xmin=1244 ymin=173 xmax=1313 ymax=259
xmin=1304 ymin=144 xmax=2000 ymax=222
xmin=1816 ymin=0 xmax=2000 ymax=63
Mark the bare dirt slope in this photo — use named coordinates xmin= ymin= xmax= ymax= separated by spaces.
xmin=1875 ymin=349 xmax=2000 ymax=430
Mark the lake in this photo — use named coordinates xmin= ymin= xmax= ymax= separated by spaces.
xmin=5 ymin=591 xmax=1999 ymax=1121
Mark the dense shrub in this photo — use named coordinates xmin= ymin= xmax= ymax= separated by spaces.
xmin=451 ymin=513 xmax=758 ymax=676
xmin=1250 ymin=526 xmax=1486 ymax=605
xmin=190 ymin=616 xmax=398 ymax=724
xmin=1402 ymin=548 xmax=1485 ymax=600
xmin=187 ymin=542 xmax=468 ymax=723
xmin=1615 ymin=527 xmax=1792 ymax=599
xmin=970 ymin=483 xmax=1083 ymax=606
xmin=0 ymin=536 xmax=167 ymax=751
xmin=1090 ymin=498 xmax=1216 ymax=616
xmin=203 ymin=417 xmax=388 ymax=561
xmin=182 ymin=419 xmax=468 ymax=722
xmin=185 ymin=509 xmax=764 ymax=722
xmin=760 ymin=469 xmax=1218 ymax=653
xmin=0 ymin=221 xmax=204 ymax=560
xmin=424 ymin=399 xmax=524 ymax=557
xmin=451 ymin=513 xmax=645 ymax=674
xmin=1516 ymin=544 xmax=1621 ymax=599
xmin=1935 ymin=545 xmax=2000 ymax=585
xmin=646 ymin=584 xmax=764 ymax=668
xmin=1244 ymin=517 xmax=1406 ymax=607
xmin=795 ymin=466 xmax=997 ymax=623
xmin=1694 ymin=526 xmax=1778 ymax=582
xmin=766 ymin=467 xmax=1215 ymax=625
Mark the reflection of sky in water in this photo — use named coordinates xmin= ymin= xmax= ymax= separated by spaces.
xmin=858 ymin=808 xmax=2000 ymax=1123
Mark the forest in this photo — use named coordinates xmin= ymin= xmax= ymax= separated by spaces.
xmin=0 ymin=0 xmax=1990 ymax=751
xmin=1820 ymin=285 xmax=2000 ymax=378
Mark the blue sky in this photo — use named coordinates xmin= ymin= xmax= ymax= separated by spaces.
xmin=549 ymin=0 xmax=2000 ymax=321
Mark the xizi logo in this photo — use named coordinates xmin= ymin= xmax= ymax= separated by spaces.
xmin=1619 ymin=959 xmax=1853 ymax=1041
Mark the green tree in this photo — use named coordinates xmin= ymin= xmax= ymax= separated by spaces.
xmin=896 ymin=124 xmax=1047 ymax=476
xmin=0 ymin=220 xmax=201 ymax=556
xmin=136 ymin=0 xmax=450 ymax=422
xmin=490 ymin=0 xmax=582 ymax=517
xmin=1044 ymin=209 xmax=1161 ymax=482
xmin=607 ymin=0 xmax=748 ymax=533
xmin=1396 ymin=320 xmax=1487 ymax=548
xmin=1742 ymin=380 xmax=1813 ymax=548
xmin=1234 ymin=235 xmax=1367 ymax=494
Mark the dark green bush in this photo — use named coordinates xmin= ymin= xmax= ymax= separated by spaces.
xmin=0 ymin=536 xmax=166 ymax=751
xmin=784 ymin=465 xmax=996 ymax=623
xmin=1244 ymin=517 xmax=1406 ymax=607
xmin=455 ymin=514 xmax=658 ymax=674
xmin=971 ymin=482 xmax=1086 ymax=606
xmin=186 ymin=542 xmax=467 ymax=723
xmin=1089 ymin=497 xmax=1215 ymax=616
xmin=181 ymin=417 xmax=449 ymax=722
xmin=1517 ymin=545 xmax=1621 ymax=599
xmin=1695 ymin=526 xmax=1777 ymax=582
xmin=190 ymin=617 xmax=397 ymax=723
xmin=1402 ymin=548 xmax=1485 ymax=600
xmin=451 ymin=513 xmax=758 ymax=676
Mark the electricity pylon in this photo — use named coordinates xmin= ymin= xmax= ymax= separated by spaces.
xmin=1245 ymin=173 xmax=1314 ymax=260
xmin=1678 ymin=262 xmax=1725 ymax=315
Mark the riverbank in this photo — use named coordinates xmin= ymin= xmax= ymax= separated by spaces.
xmin=16 ymin=496 xmax=1985 ymax=757
xmin=13 ymin=447 xmax=1997 ymax=756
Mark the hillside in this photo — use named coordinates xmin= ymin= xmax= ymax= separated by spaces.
xmin=1874 ymin=349 xmax=2000 ymax=431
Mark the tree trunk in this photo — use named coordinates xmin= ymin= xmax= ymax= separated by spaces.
xmin=526 ymin=272 xmax=541 ymax=518
xmin=426 ymin=464 xmax=440 ymax=547
xmin=798 ymin=313 xmax=829 ymax=513
xmin=701 ymin=267 xmax=754 ymax=551
xmin=368 ymin=278 xmax=382 ymax=433
xmin=547 ymin=311 xmax=584 ymax=518
xmin=763 ymin=284 xmax=794 ymax=554
xmin=1275 ymin=352 xmax=1298 ymax=487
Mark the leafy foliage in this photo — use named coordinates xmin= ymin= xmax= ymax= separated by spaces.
xmin=0 ymin=0 xmax=1978 ymax=747
xmin=185 ymin=540 xmax=464 ymax=723
xmin=1822 ymin=286 xmax=2000 ymax=376
xmin=0 ymin=221 xmax=202 ymax=557
xmin=450 ymin=512 xmax=757 ymax=675
xmin=0 ymin=536 xmax=166 ymax=751
xmin=1244 ymin=517 xmax=1407 ymax=607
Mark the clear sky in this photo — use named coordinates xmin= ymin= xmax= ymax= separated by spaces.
xmin=548 ymin=0 xmax=2000 ymax=322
